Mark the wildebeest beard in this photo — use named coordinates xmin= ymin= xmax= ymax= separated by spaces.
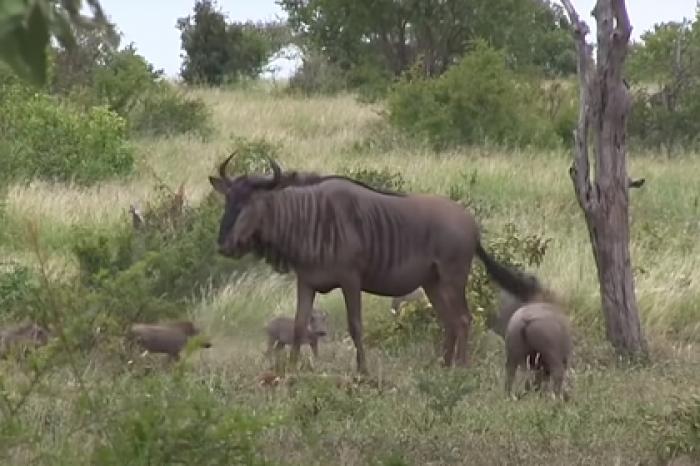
xmin=251 ymin=236 xmax=294 ymax=273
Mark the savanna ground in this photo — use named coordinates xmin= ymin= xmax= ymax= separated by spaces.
xmin=2 ymin=84 xmax=699 ymax=465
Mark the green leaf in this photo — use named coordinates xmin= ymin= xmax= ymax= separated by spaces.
xmin=0 ymin=0 xmax=50 ymax=86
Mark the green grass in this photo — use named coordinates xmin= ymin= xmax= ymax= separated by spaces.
xmin=1 ymin=85 xmax=699 ymax=465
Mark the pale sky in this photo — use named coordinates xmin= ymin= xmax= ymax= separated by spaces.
xmin=98 ymin=0 xmax=699 ymax=79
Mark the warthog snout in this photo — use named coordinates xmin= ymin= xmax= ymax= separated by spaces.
xmin=309 ymin=309 xmax=329 ymax=337
xmin=265 ymin=308 xmax=330 ymax=358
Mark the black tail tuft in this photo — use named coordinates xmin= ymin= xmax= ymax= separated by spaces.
xmin=475 ymin=241 xmax=542 ymax=302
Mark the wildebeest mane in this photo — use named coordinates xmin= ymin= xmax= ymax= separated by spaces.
xmin=272 ymin=170 xmax=405 ymax=197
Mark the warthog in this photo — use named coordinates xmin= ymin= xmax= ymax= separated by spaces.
xmin=265 ymin=308 xmax=329 ymax=357
xmin=162 ymin=319 xmax=199 ymax=337
xmin=390 ymin=288 xmax=426 ymax=315
xmin=490 ymin=284 xmax=573 ymax=400
xmin=210 ymin=154 xmax=542 ymax=374
xmin=129 ymin=321 xmax=211 ymax=361
xmin=0 ymin=322 xmax=50 ymax=357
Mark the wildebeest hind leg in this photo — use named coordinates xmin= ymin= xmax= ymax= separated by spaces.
xmin=423 ymin=283 xmax=456 ymax=367
xmin=448 ymin=288 xmax=472 ymax=367
xmin=341 ymin=284 xmax=368 ymax=375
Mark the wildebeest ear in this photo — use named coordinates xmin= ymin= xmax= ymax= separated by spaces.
xmin=209 ymin=176 xmax=228 ymax=194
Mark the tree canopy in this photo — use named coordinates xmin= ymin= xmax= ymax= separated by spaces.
xmin=280 ymin=0 xmax=576 ymax=80
xmin=176 ymin=0 xmax=288 ymax=85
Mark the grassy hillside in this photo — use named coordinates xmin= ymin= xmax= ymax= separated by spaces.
xmin=1 ymin=85 xmax=699 ymax=465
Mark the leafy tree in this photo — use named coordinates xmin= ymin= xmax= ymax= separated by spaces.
xmin=176 ymin=0 xmax=287 ymax=84
xmin=0 ymin=0 xmax=107 ymax=86
xmin=280 ymin=0 xmax=575 ymax=88
xmin=625 ymin=8 xmax=700 ymax=148
xmin=387 ymin=41 xmax=565 ymax=149
xmin=48 ymin=15 xmax=121 ymax=94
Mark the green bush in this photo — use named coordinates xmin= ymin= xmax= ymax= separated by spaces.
xmin=130 ymin=85 xmax=212 ymax=138
xmin=70 ymin=182 xmax=251 ymax=334
xmin=51 ymin=44 xmax=213 ymax=139
xmin=628 ymin=87 xmax=700 ymax=151
xmin=0 ymin=84 xmax=134 ymax=185
xmin=225 ymin=136 xmax=284 ymax=175
xmin=387 ymin=42 xmax=565 ymax=150
xmin=415 ymin=370 xmax=478 ymax=423
xmin=647 ymin=395 xmax=700 ymax=462
xmin=287 ymin=51 xmax=348 ymax=96
xmin=91 ymin=375 xmax=273 ymax=465
xmin=0 ymin=261 xmax=41 ymax=320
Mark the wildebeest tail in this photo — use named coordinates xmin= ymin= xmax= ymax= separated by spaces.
xmin=475 ymin=241 xmax=541 ymax=302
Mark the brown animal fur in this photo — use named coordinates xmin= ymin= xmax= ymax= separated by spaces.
xmin=129 ymin=322 xmax=211 ymax=361
xmin=0 ymin=322 xmax=50 ymax=357
xmin=265 ymin=308 xmax=329 ymax=357
xmin=492 ymin=286 xmax=573 ymax=400
xmin=161 ymin=320 xmax=199 ymax=337
xmin=210 ymin=155 xmax=544 ymax=374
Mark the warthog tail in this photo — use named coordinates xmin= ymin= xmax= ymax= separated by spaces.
xmin=475 ymin=241 xmax=541 ymax=302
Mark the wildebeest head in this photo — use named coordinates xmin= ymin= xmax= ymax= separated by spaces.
xmin=309 ymin=308 xmax=329 ymax=337
xmin=208 ymin=152 xmax=282 ymax=257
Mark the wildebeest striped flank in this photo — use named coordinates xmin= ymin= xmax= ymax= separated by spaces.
xmin=209 ymin=154 xmax=542 ymax=374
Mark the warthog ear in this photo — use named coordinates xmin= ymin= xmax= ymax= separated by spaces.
xmin=209 ymin=176 xmax=228 ymax=194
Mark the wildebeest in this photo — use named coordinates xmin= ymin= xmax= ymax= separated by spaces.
xmin=209 ymin=154 xmax=543 ymax=374
xmin=265 ymin=308 xmax=329 ymax=357
xmin=390 ymin=288 xmax=426 ymax=316
xmin=0 ymin=321 xmax=50 ymax=357
xmin=489 ymin=284 xmax=573 ymax=400
xmin=129 ymin=321 xmax=211 ymax=361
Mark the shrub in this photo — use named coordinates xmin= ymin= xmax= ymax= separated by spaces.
xmin=90 ymin=44 xmax=162 ymax=117
xmin=0 ymin=261 xmax=41 ymax=320
xmin=0 ymin=85 xmax=134 ymax=185
xmin=647 ymin=395 xmax=700 ymax=462
xmin=91 ymin=375 xmax=273 ymax=465
xmin=70 ymin=182 xmax=251 ymax=334
xmin=51 ymin=43 xmax=213 ymax=139
xmin=387 ymin=41 xmax=564 ymax=150
xmin=287 ymin=51 xmax=348 ymax=96
xmin=225 ymin=136 xmax=283 ymax=175
xmin=415 ymin=370 xmax=478 ymax=423
xmin=129 ymin=85 xmax=212 ymax=138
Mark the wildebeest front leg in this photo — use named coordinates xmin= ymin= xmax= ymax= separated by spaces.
xmin=341 ymin=284 xmax=367 ymax=375
xmin=290 ymin=281 xmax=315 ymax=368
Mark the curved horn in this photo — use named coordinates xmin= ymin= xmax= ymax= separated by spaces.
xmin=254 ymin=157 xmax=282 ymax=190
xmin=268 ymin=157 xmax=281 ymax=183
xmin=218 ymin=151 xmax=237 ymax=182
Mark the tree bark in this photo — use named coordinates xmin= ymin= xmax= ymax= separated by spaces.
xmin=561 ymin=0 xmax=648 ymax=357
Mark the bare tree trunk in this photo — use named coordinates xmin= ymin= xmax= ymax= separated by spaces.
xmin=561 ymin=0 xmax=648 ymax=357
